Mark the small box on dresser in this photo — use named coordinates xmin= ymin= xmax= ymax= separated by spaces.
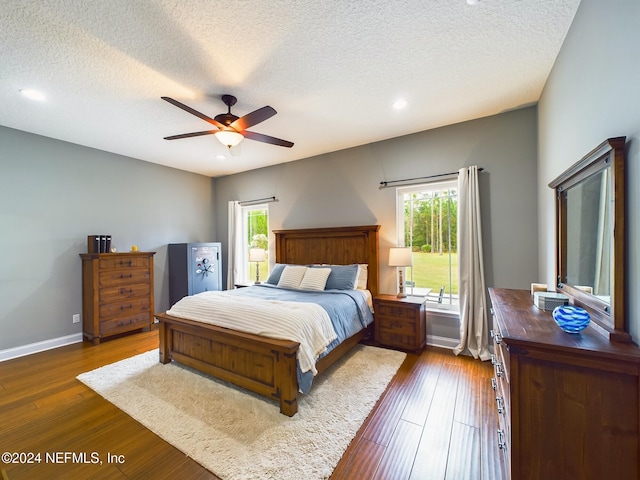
xmin=489 ymin=287 xmax=640 ymax=480
xmin=373 ymin=294 xmax=426 ymax=352
xmin=80 ymin=252 xmax=155 ymax=345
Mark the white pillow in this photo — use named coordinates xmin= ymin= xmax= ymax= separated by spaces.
xmin=298 ymin=267 xmax=331 ymax=291
xmin=356 ymin=264 xmax=368 ymax=290
xmin=277 ymin=265 xmax=308 ymax=289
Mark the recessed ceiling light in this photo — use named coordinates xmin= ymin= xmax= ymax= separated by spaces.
xmin=467 ymin=0 xmax=480 ymax=5
xmin=392 ymin=98 xmax=408 ymax=110
xmin=215 ymin=154 xmax=226 ymax=160
xmin=19 ymin=88 xmax=46 ymax=101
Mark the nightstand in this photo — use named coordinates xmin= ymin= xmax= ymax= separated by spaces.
xmin=373 ymin=294 xmax=426 ymax=352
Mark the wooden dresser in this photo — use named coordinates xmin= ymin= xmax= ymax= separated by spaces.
xmin=373 ymin=294 xmax=426 ymax=352
xmin=489 ymin=288 xmax=640 ymax=480
xmin=80 ymin=252 xmax=155 ymax=345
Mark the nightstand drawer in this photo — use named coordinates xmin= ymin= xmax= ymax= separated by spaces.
xmin=376 ymin=303 xmax=417 ymax=319
xmin=377 ymin=316 xmax=416 ymax=336
xmin=377 ymin=331 xmax=416 ymax=350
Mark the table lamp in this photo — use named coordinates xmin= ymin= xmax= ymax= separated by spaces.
xmin=389 ymin=247 xmax=412 ymax=298
xmin=248 ymin=248 xmax=266 ymax=284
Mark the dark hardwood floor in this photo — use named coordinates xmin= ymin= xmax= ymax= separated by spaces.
xmin=0 ymin=328 xmax=504 ymax=480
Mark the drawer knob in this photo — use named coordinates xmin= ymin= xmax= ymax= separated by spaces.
xmin=490 ymin=329 xmax=503 ymax=344
xmin=494 ymin=362 xmax=503 ymax=378
xmin=120 ymin=304 xmax=133 ymax=310
xmin=497 ymin=430 xmax=506 ymax=450
xmin=491 ymin=377 xmax=497 ymax=391
xmin=495 ymin=396 xmax=504 ymax=414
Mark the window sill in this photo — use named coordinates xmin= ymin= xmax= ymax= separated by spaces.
xmin=424 ymin=305 xmax=459 ymax=317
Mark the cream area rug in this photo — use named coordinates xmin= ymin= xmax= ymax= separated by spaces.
xmin=77 ymin=345 xmax=406 ymax=480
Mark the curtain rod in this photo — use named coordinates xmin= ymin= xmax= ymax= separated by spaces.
xmin=379 ymin=167 xmax=484 ymax=189
xmin=238 ymin=196 xmax=278 ymax=206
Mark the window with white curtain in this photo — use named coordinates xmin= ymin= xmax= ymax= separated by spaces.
xmin=396 ymin=180 xmax=458 ymax=307
xmin=241 ymin=204 xmax=270 ymax=283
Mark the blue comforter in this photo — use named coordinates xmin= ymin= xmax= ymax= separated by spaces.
xmin=226 ymin=284 xmax=374 ymax=393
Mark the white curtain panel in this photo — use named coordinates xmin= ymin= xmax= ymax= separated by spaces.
xmin=454 ymin=166 xmax=491 ymax=360
xmin=227 ymin=200 xmax=243 ymax=289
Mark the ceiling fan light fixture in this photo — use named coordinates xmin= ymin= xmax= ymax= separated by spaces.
xmin=214 ymin=129 xmax=244 ymax=148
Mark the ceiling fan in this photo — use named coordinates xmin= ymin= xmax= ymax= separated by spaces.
xmin=161 ymin=95 xmax=294 ymax=149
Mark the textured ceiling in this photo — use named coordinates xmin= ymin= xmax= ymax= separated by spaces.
xmin=1 ymin=0 xmax=581 ymax=177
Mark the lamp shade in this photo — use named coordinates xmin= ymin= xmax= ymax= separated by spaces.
xmin=249 ymin=248 xmax=266 ymax=262
xmin=215 ymin=129 xmax=244 ymax=147
xmin=388 ymin=247 xmax=412 ymax=267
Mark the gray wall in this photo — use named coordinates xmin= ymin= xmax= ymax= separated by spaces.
xmin=538 ymin=0 xmax=640 ymax=342
xmin=0 ymin=78 xmax=541 ymax=352
xmin=215 ymin=107 xmax=539 ymax=321
xmin=0 ymin=126 xmax=216 ymax=351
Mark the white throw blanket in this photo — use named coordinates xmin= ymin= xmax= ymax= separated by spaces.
xmin=166 ymin=291 xmax=337 ymax=375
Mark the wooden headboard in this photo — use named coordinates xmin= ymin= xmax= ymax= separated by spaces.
xmin=273 ymin=225 xmax=380 ymax=297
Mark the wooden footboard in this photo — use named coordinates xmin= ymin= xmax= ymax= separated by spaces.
xmin=157 ymin=311 xmax=370 ymax=416
xmin=157 ymin=312 xmax=301 ymax=416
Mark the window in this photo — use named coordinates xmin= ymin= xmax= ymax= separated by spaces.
xmin=397 ymin=180 xmax=458 ymax=307
xmin=242 ymin=204 xmax=270 ymax=283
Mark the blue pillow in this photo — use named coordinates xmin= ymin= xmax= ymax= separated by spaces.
xmin=313 ymin=264 xmax=358 ymax=290
xmin=266 ymin=263 xmax=287 ymax=285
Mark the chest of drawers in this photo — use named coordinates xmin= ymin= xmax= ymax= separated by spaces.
xmin=489 ymin=288 xmax=640 ymax=480
xmin=373 ymin=294 xmax=426 ymax=352
xmin=80 ymin=252 xmax=155 ymax=344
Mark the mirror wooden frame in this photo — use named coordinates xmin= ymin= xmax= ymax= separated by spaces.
xmin=549 ymin=136 xmax=628 ymax=342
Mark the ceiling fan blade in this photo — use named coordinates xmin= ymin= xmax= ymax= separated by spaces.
xmin=230 ymin=106 xmax=277 ymax=131
xmin=164 ymin=130 xmax=218 ymax=140
xmin=161 ymin=97 xmax=226 ymax=129
xmin=243 ymin=130 xmax=294 ymax=148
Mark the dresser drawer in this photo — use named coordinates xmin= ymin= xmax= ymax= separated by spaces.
xmin=100 ymin=312 xmax=151 ymax=335
xmin=99 ymin=296 xmax=151 ymax=320
xmin=99 ymin=256 xmax=150 ymax=270
xmin=492 ymin=327 xmax=510 ymax=383
xmin=492 ymin=373 xmax=510 ymax=437
xmin=99 ymin=268 xmax=151 ymax=287
xmin=100 ymin=283 xmax=150 ymax=302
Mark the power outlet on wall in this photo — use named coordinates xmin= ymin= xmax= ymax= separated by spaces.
xmin=73 ymin=314 xmax=81 ymax=324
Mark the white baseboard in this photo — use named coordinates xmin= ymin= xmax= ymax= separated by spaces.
xmin=0 ymin=333 xmax=83 ymax=362
xmin=426 ymin=335 xmax=459 ymax=350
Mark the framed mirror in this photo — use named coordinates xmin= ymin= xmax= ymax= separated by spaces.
xmin=549 ymin=137 xmax=628 ymax=342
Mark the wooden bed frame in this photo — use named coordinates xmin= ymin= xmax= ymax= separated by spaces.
xmin=156 ymin=225 xmax=380 ymax=416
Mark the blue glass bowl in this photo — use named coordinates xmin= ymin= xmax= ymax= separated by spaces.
xmin=552 ymin=305 xmax=590 ymax=333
